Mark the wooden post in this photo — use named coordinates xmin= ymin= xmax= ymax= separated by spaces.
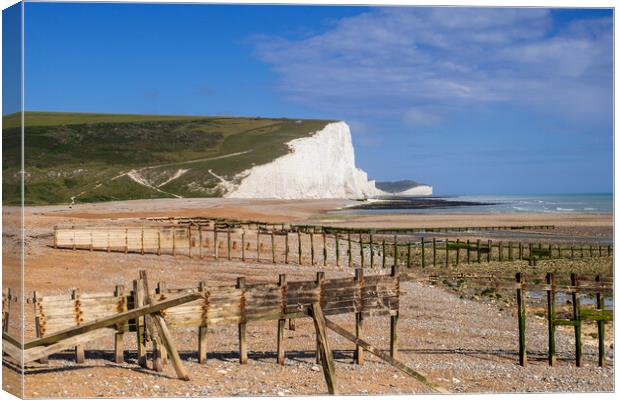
xmin=518 ymin=242 xmax=522 ymax=260
xmin=370 ymin=234 xmax=374 ymax=268
xmin=33 ymin=291 xmax=48 ymax=364
xmin=335 ymin=234 xmax=340 ymax=267
xmin=298 ymin=232 xmax=302 ymax=265
xmin=598 ymin=245 xmax=602 ymax=257
xmin=241 ymin=231 xmax=246 ymax=261
xmin=139 ymin=227 xmax=145 ymax=255
xmin=348 ymin=233 xmax=352 ymax=268
xmin=407 ymin=243 xmax=411 ymax=268
xmin=571 ymin=273 xmax=582 ymax=367
xmin=198 ymin=281 xmax=208 ymax=364
xmin=445 ymin=240 xmax=449 ymax=268
xmin=172 ymin=228 xmax=177 ymax=257
xmin=421 ymin=237 xmax=425 ymax=268
xmin=139 ymin=271 xmax=188 ymax=380
xmin=595 ymin=275 xmax=606 ymax=368
xmin=114 ymin=285 xmax=125 ymax=363
xmin=589 ymin=245 xmax=593 ymax=257
xmin=354 ymin=268 xmax=364 ymax=365
xmin=393 ymin=237 xmax=398 ymax=268
xmin=571 ymin=245 xmax=574 ymax=259
xmin=382 ymin=240 xmax=386 ymax=269
xmin=72 ymin=289 xmax=85 ymax=364
xmin=390 ymin=264 xmax=400 ymax=358
xmin=476 ymin=239 xmax=481 ymax=263
xmin=309 ymin=303 xmax=337 ymax=395
xmin=455 ymin=239 xmax=460 ymax=265
xmin=284 ymin=232 xmax=289 ymax=264
xmin=466 ymin=240 xmax=470 ymax=264
xmin=198 ymin=227 xmax=203 ymax=259
xmin=516 ymin=272 xmax=526 ymax=367
xmin=156 ymin=282 xmax=169 ymax=365
xmin=277 ymin=274 xmax=287 ymax=365
xmin=608 ymin=245 xmax=611 ymax=256
xmin=187 ymin=227 xmax=192 ymax=258
xmin=315 ymin=271 xmax=325 ymax=363
xmin=237 ymin=277 xmax=248 ymax=364
xmin=546 ymin=273 xmax=556 ymax=366
xmin=359 ymin=234 xmax=364 ymax=268
xmin=323 ymin=233 xmax=327 ymax=266
xmin=310 ymin=232 xmax=315 ymax=266
xmin=487 ymin=240 xmax=492 ymax=262
xmin=133 ymin=279 xmax=147 ymax=368
xmin=508 ymin=241 xmax=513 ymax=261
xmin=256 ymin=231 xmax=260 ymax=263
xmin=271 ymin=232 xmax=276 ymax=264
xmin=432 ymin=238 xmax=437 ymax=266
xmin=213 ymin=228 xmax=218 ymax=259
xmin=227 ymin=228 xmax=232 ymax=261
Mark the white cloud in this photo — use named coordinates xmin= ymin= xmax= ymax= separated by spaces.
xmin=253 ymin=8 xmax=612 ymax=129
xmin=403 ymin=108 xmax=444 ymax=127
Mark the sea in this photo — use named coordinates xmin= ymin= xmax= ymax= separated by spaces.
xmin=335 ymin=193 xmax=613 ymax=215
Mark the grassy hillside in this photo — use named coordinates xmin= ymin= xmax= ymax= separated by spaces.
xmin=2 ymin=112 xmax=333 ymax=205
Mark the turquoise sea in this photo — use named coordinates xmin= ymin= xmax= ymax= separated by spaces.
xmin=336 ymin=193 xmax=613 ymax=215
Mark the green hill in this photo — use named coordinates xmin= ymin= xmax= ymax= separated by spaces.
xmin=2 ymin=112 xmax=333 ymax=205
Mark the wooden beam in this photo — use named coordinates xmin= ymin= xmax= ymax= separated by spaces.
xmin=133 ymin=279 xmax=147 ymax=368
xmin=237 ymin=277 xmax=248 ymax=364
xmin=140 ymin=271 xmax=190 ymax=380
xmin=23 ymin=328 xmax=116 ymax=364
xmin=354 ymin=268 xmax=364 ymax=365
xmin=114 ymin=285 xmax=125 ymax=364
xmin=516 ymin=272 xmax=527 ymax=367
xmin=277 ymin=274 xmax=286 ymax=365
xmin=72 ymin=289 xmax=85 ymax=364
xmin=198 ymin=281 xmax=208 ymax=364
xmin=2 ymin=332 xmax=22 ymax=362
xmin=323 ymin=317 xmax=449 ymax=394
xmin=309 ymin=303 xmax=337 ymax=395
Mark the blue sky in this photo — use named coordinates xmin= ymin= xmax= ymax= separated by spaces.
xmin=10 ymin=3 xmax=614 ymax=194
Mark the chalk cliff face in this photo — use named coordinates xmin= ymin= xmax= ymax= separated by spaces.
xmin=395 ymin=185 xmax=433 ymax=196
xmin=225 ymin=122 xmax=384 ymax=199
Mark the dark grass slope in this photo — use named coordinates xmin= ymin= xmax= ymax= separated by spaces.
xmin=2 ymin=112 xmax=334 ymax=205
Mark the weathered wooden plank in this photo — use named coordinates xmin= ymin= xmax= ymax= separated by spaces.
xmin=310 ymin=303 xmax=337 ymax=395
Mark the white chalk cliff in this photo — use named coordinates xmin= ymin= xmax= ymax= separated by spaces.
xmin=225 ymin=122 xmax=384 ymax=199
xmin=394 ymin=185 xmax=433 ymax=196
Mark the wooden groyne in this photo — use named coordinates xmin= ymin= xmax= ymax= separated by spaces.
xmin=292 ymin=224 xmax=556 ymax=234
xmin=428 ymin=272 xmax=613 ymax=368
xmin=2 ymin=268 xmax=451 ymax=394
xmin=53 ymin=225 xmax=612 ymax=269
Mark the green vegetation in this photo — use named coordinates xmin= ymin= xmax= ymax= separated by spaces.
xmin=2 ymin=112 xmax=333 ymax=204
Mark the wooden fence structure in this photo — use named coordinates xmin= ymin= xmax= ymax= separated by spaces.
xmin=1 ymin=268 xmax=447 ymax=394
xmin=54 ymin=225 xmax=612 ymax=270
xmin=430 ymin=272 xmax=613 ymax=368
xmin=292 ymin=224 xmax=556 ymax=235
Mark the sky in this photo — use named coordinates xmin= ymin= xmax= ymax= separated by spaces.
xmin=6 ymin=3 xmax=614 ymax=195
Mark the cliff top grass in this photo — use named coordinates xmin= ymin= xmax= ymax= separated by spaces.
xmin=2 ymin=112 xmax=335 ymax=204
